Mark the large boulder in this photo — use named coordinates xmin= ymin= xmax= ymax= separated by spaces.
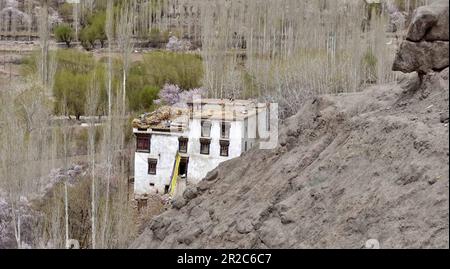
xmin=393 ymin=0 xmax=449 ymax=74
xmin=407 ymin=0 xmax=449 ymax=42
xmin=393 ymin=40 xmax=449 ymax=73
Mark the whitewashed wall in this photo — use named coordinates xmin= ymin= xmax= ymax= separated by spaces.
xmin=241 ymin=107 xmax=270 ymax=152
xmin=186 ymin=119 xmax=243 ymax=184
xmin=133 ymin=107 xmax=269 ymax=198
xmin=134 ymin=132 xmax=181 ymax=197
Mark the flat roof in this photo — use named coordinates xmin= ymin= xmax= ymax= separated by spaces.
xmin=132 ymin=99 xmax=268 ymax=130
xmin=187 ymin=98 xmax=259 ymax=105
xmin=191 ymin=105 xmax=266 ymax=121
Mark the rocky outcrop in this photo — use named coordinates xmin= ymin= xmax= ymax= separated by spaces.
xmin=393 ymin=0 xmax=449 ymax=74
xmin=393 ymin=40 xmax=449 ymax=73
xmin=407 ymin=0 xmax=449 ymax=42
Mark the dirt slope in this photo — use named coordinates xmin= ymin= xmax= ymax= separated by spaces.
xmin=131 ymin=69 xmax=449 ymax=249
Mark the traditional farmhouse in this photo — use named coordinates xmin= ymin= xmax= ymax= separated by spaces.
xmin=132 ymin=98 xmax=271 ymax=199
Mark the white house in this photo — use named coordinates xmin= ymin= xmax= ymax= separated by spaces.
xmin=132 ymin=98 xmax=271 ymax=199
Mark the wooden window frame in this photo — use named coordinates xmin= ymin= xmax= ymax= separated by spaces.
xmin=136 ymin=134 xmax=151 ymax=153
xmin=178 ymin=137 xmax=188 ymax=153
xmin=201 ymin=120 xmax=212 ymax=138
xmin=179 ymin=157 xmax=189 ymax=178
xmin=200 ymin=138 xmax=211 ymax=155
xmin=244 ymin=118 xmax=248 ymax=138
xmin=220 ymin=140 xmax=230 ymax=157
xmin=220 ymin=122 xmax=231 ymax=139
xmin=148 ymin=158 xmax=157 ymax=175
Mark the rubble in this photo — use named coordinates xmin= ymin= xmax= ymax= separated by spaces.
xmin=132 ymin=106 xmax=188 ymax=130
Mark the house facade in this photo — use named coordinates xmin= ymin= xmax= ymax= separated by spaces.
xmin=132 ymin=99 xmax=270 ymax=199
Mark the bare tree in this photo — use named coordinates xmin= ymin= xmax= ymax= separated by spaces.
xmin=86 ymin=71 xmax=101 ymax=249
xmin=100 ymin=0 xmax=114 ymax=249
xmin=116 ymin=1 xmax=135 ymax=117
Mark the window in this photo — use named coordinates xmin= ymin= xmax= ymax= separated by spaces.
xmin=148 ymin=159 xmax=157 ymax=175
xmin=221 ymin=122 xmax=231 ymax=139
xmin=220 ymin=140 xmax=230 ymax=157
xmin=179 ymin=157 xmax=189 ymax=178
xmin=136 ymin=134 xmax=150 ymax=152
xmin=179 ymin=137 xmax=188 ymax=153
xmin=201 ymin=121 xmax=211 ymax=137
xmin=244 ymin=118 xmax=248 ymax=138
xmin=200 ymin=138 xmax=211 ymax=155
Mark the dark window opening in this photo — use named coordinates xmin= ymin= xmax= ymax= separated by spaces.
xmin=136 ymin=134 xmax=151 ymax=152
xmin=178 ymin=157 xmax=189 ymax=178
xmin=201 ymin=121 xmax=211 ymax=137
xmin=149 ymin=183 xmax=155 ymax=186
xmin=164 ymin=185 xmax=170 ymax=194
xmin=244 ymin=118 xmax=248 ymax=138
xmin=179 ymin=137 xmax=188 ymax=153
xmin=220 ymin=140 xmax=230 ymax=157
xmin=148 ymin=159 xmax=157 ymax=175
xmin=200 ymin=138 xmax=211 ymax=155
xmin=221 ymin=122 xmax=231 ymax=139
xmin=244 ymin=141 xmax=248 ymax=151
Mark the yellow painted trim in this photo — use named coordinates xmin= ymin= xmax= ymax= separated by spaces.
xmin=169 ymin=152 xmax=181 ymax=197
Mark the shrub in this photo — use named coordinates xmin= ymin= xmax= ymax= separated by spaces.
xmin=128 ymin=86 xmax=160 ymax=112
xmin=140 ymin=51 xmax=203 ymax=90
xmin=79 ymin=11 xmax=107 ymax=50
xmin=80 ymin=26 xmax=97 ymax=50
xmin=53 ymin=70 xmax=88 ymax=120
xmin=126 ymin=51 xmax=203 ymax=111
xmin=148 ymin=28 xmax=171 ymax=48
xmin=55 ymin=49 xmax=95 ymax=73
xmin=51 ymin=50 xmax=108 ymax=119
xmin=54 ymin=24 xmax=74 ymax=48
